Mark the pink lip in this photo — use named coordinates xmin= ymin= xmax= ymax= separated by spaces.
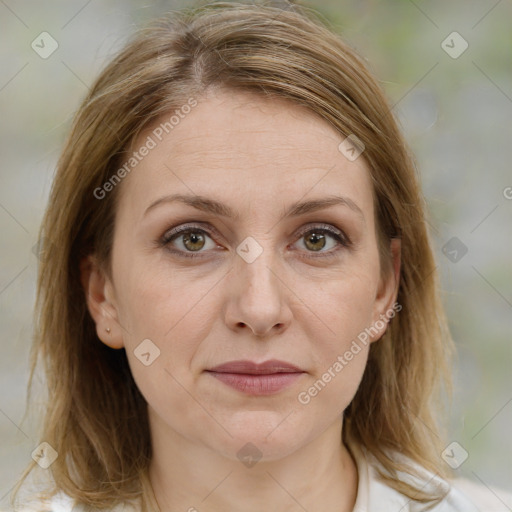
xmin=208 ymin=359 xmax=304 ymax=374
xmin=205 ymin=359 xmax=305 ymax=396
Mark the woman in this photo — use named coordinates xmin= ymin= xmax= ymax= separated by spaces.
xmin=12 ymin=1 xmax=479 ymax=511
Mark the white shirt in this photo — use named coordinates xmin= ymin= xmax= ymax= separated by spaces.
xmin=348 ymin=442 xmax=480 ymax=511
xmin=27 ymin=445 xmax=484 ymax=511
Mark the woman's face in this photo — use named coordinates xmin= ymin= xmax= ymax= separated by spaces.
xmin=84 ymin=88 xmax=399 ymax=462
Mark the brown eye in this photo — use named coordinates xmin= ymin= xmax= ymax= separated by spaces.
xmin=293 ymin=225 xmax=350 ymax=258
xmin=160 ymin=225 xmax=218 ymax=258
xmin=303 ymin=231 xmax=328 ymax=252
xmin=181 ymin=231 xmax=207 ymax=252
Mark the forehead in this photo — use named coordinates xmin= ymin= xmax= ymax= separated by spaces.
xmin=117 ymin=88 xmax=374 ymax=221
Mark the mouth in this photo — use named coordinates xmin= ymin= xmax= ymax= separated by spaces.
xmin=205 ymin=371 xmax=305 ymax=395
xmin=205 ymin=359 xmax=305 ymax=396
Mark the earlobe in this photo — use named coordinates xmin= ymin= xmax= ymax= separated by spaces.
xmin=369 ymin=238 xmax=402 ymax=343
xmin=79 ymin=255 xmax=124 ymax=349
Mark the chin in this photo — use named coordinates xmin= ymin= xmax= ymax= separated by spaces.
xmin=209 ymin=412 xmax=308 ymax=463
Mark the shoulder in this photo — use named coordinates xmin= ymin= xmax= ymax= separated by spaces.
xmin=14 ymin=492 xmax=140 ymax=512
xmin=349 ymin=442 xmax=481 ymax=512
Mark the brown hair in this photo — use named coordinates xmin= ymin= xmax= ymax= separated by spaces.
xmin=12 ymin=1 xmax=453 ymax=510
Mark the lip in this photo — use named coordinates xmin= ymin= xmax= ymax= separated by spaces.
xmin=207 ymin=359 xmax=304 ymax=374
xmin=205 ymin=359 xmax=305 ymax=396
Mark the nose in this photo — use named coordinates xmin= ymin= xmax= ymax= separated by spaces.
xmin=223 ymin=245 xmax=293 ymax=338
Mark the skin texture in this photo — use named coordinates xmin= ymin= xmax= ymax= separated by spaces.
xmin=82 ymin=87 xmax=400 ymax=512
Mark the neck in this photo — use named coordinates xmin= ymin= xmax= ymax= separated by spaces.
xmin=146 ymin=414 xmax=358 ymax=512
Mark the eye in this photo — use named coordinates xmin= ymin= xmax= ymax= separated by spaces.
xmin=291 ymin=224 xmax=350 ymax=258
xmin=160 ymin=224 xmax=218 ymax=259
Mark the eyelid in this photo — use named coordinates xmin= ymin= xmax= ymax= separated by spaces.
xmin=294 ymin=223 xmax=349 ymax=244
xmin=161 ymin=221 xmax=223 ymax=243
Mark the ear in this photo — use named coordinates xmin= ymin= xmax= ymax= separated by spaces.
xmin=369 ymin=238 xmax=401 ymax=343
xmin=79 ymin=255 xmax=124 ymax=349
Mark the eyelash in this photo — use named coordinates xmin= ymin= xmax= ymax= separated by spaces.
xmin=158 ymin=222 xmax=351 ymax=260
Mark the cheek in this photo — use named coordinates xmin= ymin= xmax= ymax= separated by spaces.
xmin=297 ymin=268 xmax=378 ymax=390
xmin=112 ymin=261 xmax=206 ymax=422
xmin=112 ymin=255 xmax=219 ymax=393
xmin=303 ymin=267 xmax=378 ymax=347
xmin=298 ymin=349 xmax=369 ymax=415
xmin=114 ymin=253 xmax=205 ymax=339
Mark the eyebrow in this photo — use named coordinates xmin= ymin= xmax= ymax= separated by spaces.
xmin=144 ymin=193 xmax=365 ymax=222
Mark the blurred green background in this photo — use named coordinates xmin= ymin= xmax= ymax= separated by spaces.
xmin=1 ymin=0 xmax=511 ymax=505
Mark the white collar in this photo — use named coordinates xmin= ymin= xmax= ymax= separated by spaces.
xmin=348 ymin=441 xmax=480 ymax=512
